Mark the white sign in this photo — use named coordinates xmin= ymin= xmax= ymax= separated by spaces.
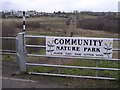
xmin=46 ymin=37 xmax=113 ymax=58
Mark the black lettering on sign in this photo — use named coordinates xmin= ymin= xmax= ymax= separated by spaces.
xmin=83 ymin=40 xmax=88 ymax=45
xmin=84 ymin=53 xmax=94 ymax=56
xmin=96 ymin=54 xmax=103 ymax=56
xmin=54 ymin=52 xmax=63 ymax=54
xmin=84 ymin=47 xmax=100 ymax=52
xmin=53 ymin=38 xmax=103 ymax=46
xmin=75 ymin=53 xmax=81 ymax=56
xmin=65 ymin=53 xmax=71 ymax=55
xmin=54 ymin=39 xmax=59 ymax=44
xmin=65 ymin=39 xmax=70 ymax=45
xmin=59 ymin=39 xmax=64 ymax=44
xmin=56 ymin=46 xmax=80 ymax=51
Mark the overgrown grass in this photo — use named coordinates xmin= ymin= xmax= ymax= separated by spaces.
xmin=2 ymin=55 xmax=16 ymax=61
xmin=77 ymin=17 xmax=118 ymax=33
xmin=2 ymin=19 xmax=17 ymax=50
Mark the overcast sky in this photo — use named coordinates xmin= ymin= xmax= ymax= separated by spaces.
xmin=1 ymin=0 xmax=119 ymax=12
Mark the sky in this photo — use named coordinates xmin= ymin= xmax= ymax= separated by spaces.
xmin=0 ymin=0 xmax=120 ymax=12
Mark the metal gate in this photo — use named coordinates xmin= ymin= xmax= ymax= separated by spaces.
xmin=1 ymin=32 xmax=120 ymax=80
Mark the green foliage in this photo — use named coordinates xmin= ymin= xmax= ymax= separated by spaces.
xmin=2 ymin=55 xmax=16 ymax=61
xmin=20 ymin=71 xmax=28 ymax=75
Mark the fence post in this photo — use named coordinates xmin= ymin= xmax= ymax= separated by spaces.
xmin=16 ymin=32 xmax=26 ymax=72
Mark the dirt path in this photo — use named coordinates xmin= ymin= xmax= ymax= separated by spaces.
xmin=2 ymin=77 xmax=67 ymax=88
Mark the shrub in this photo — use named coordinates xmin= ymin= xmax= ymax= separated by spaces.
xmin=2 ymin=21 xmax=16 ymax=37
xmin=77 ymin=17 xmax=118 ymax=33
xmin=2 ymin=21 xmax=16 ymax=50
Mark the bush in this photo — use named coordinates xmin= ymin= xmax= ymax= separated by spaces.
xmin=2 ymin=21 xmax=16 ymax=50
xmin=2 ymin=21 xmax=16 ymax=37
xmin=77 ymin=17 xmax=118 ymax=33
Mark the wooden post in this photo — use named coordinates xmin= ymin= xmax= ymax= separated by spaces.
xmin=66 ymin=17 xmax=77 ymax=37
xmin=66 ymin=18 xmax=72 ymax=37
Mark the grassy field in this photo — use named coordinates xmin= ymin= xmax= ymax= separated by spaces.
xmin=2 ymin=16 xmax=120 ymax=88
xmin=2 ymin=16 xmax=119 ymax=37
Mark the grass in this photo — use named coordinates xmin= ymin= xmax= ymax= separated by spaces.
xmin=2 ymin=55 xmax=16 ymax=61
xmin=26 ymin=17 xmax=67 ymax=23
xmin=74 ymin=28 xmax=119 ymax=38
xmin=2 ymin=16 xmax=120 ymax=38
xmin=28 ymin=66 xmax=96 ymax=76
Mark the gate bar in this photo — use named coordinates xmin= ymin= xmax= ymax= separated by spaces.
xmin=113 ymin=49 xmax=120 ymax=51
xmin=0 ymin=50 xmax=16 ymax=52
xmin=25 ymin=35 xmax=46 ymax=38
xmin=27 ymin=54 xmax=120 ymax=61
xmin=26 ymin=63 xmax=120 ymax=71
xmin=0 ymin=52 xmax=16 ymax=55
xmin=25 ymin=35 xmax=120 ymax=41
xmin=29 ymin=72 xmax=116 ymax=80
xmin=0 ymin=37 xmax=16 ymax=39
xmin=26 ymin=45 xmax=46 ymax=48
xmin=25 ymin=45 xmax=120 ymax=51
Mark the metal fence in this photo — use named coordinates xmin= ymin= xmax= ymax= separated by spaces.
xmin=1 ymin=32 xmax=120 ymax=80
xmin=0 ymin=36 xmax=16 ymax=55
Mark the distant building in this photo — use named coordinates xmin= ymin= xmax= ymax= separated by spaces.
xmin=16 ymin=11 xmax=30 ymax=18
